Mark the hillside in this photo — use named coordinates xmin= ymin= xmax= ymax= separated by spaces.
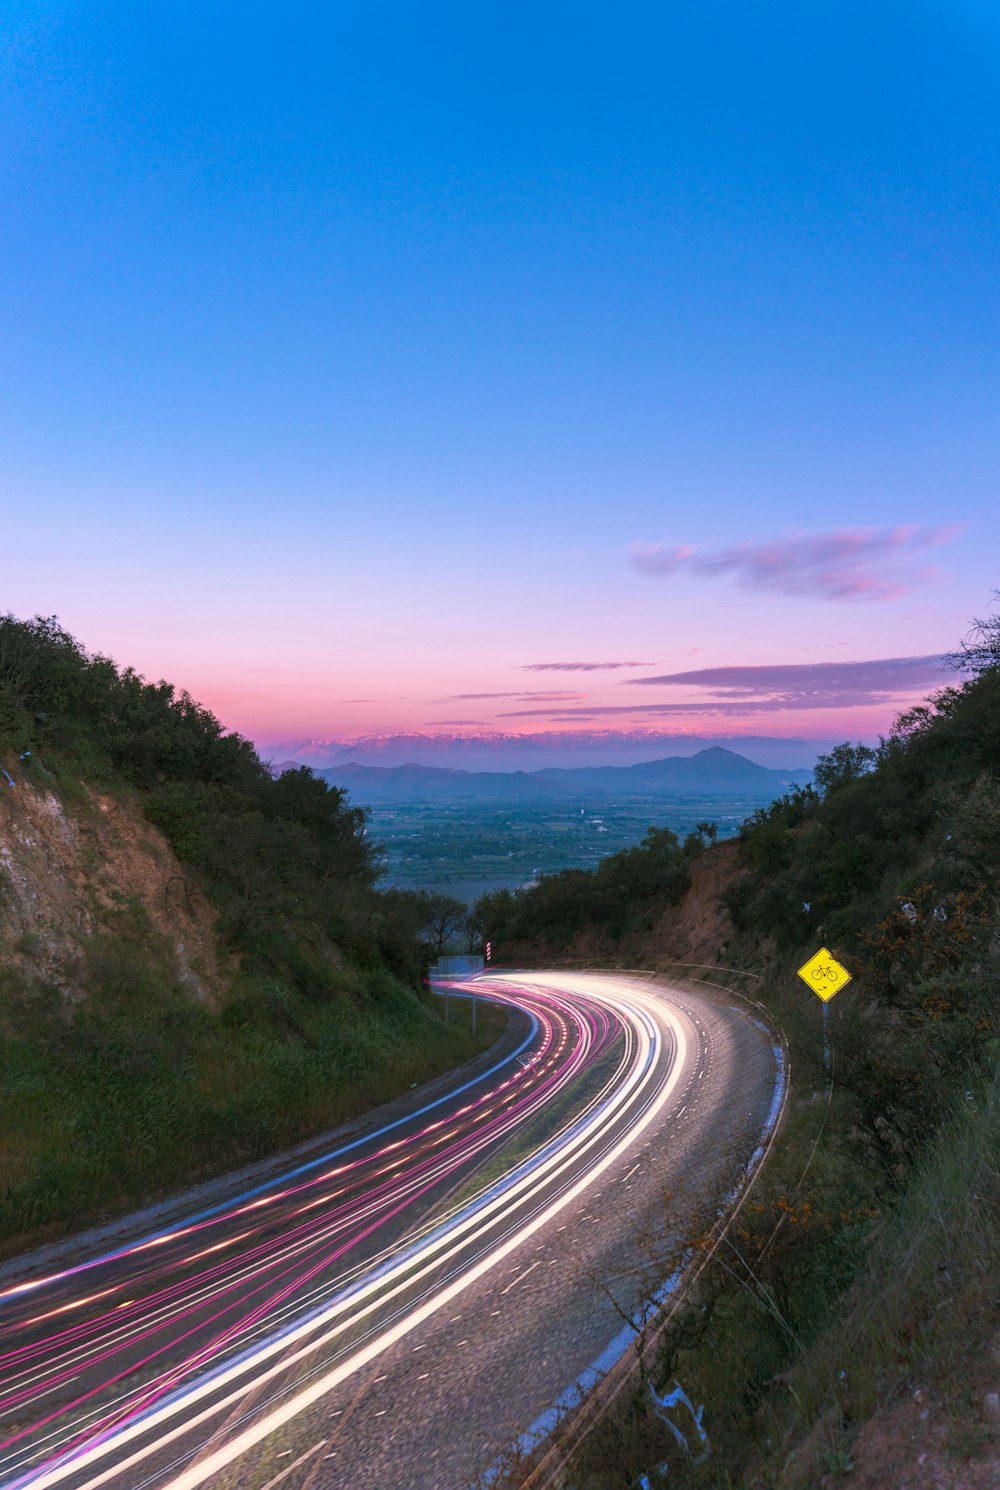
xmin=478 ymin=609 xmax=1000 ymax=1490
xmin=1 ymin=769 xmax=228 ymax=1005
xmin=0 ymin=616 xmax=498 ymax=1255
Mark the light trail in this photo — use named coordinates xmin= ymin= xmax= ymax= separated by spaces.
xmin=0 ymin=973 xmax=703 ymax=1490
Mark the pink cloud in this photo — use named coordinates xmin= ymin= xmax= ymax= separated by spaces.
xmin=630 ymin=524 xmax=963 ymax=601
xmin=499 ymin=702 xmax=810 ymax=717
xmin=519 ymin=660 xmax=655 ymax=671
xmin=497 ymin=654 xmax=947 ymax=717
xmin=630 ymin=655 xmax=946 ymax=702
xmin=436 ymin=690 xmax=588 ymax=702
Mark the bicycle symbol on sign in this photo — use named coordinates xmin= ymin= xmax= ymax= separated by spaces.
xmin=810 ymin=963 xmax=839 ymax=985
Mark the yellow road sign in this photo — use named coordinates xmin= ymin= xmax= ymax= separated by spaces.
xmin=797 ymin=946 xmax=852 ymax=1002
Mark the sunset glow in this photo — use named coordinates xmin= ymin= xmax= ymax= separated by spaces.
xmin=2 ymin=4 xmax=996 ymax=750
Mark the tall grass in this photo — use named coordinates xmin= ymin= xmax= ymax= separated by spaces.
xmin=773 ymin=1059 xmax=1000 ymax=1486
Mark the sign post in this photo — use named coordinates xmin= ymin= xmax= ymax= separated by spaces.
xmin=797 ymin=946 xmax=852 ymax=1073
xmin=432 ymin=956 xmax=484 ymax=1030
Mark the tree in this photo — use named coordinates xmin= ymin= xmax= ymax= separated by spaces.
xmin=466 ymin=887 xmax=522 ymax=955
xmin=416 ymin=892 xmax=468 ymax=954
xmin=695 ymin=820 xmax=718 ymax=844
xmin=812 ymin=742 xmax=877 ymax=796
xmin=945 ymin=591 xmax=1000 ymax=676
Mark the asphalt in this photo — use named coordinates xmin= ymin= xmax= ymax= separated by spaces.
xmin=0 ymin=972 xmax=782 ymax=1490
xmin=263 ymin=977 xmax=780 ymax=1490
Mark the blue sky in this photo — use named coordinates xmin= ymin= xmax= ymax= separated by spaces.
xmin=2 ymin=2 xmax=997 ymax=742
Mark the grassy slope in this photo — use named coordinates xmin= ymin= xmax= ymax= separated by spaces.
xmin=774 ymin=1064 xmax=1000 ymax=1485
xmin=0 ymin=915 xmax=500 ymax=1257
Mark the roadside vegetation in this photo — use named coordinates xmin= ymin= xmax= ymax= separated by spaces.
xmin=0 ymin=615 xmax=501 ymax=1254
xmin=469 ymin=823 xmax=694 ymax=953
xmin=480 ymin=601 xmax=1000 ymax=1488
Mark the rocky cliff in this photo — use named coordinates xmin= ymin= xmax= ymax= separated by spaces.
xmin=0 ymin=760 xmax=227 ymax=1008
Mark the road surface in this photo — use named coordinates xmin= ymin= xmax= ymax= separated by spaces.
xmin=0 ymin=971 xmax=783 ymax=1490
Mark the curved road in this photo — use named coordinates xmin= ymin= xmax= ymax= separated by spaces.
xmin=0 ymin=971 xmax=782 ymax=1490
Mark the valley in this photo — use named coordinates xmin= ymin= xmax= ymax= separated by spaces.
xmin=367 ymin=794 xmax=758 ymax=899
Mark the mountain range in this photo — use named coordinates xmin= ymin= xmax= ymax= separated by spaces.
xmin=263 ymin=730 xmax=832 ymax=773
xmin=310 ymin=746 xmax=812 ymax=803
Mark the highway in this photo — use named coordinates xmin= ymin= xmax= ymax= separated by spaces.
xmin=0 ymin=971 xmax=783 ymax=1490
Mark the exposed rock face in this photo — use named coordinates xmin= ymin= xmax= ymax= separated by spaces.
xmin=0 ymin=765 xmax=227 ymax=1007
xmin=495 ymin=837 xmax=744 ymax=970
xmin=645 ymin=838 xmax=741 ymax=964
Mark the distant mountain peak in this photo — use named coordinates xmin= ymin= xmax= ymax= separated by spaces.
xmin=262 ymin=730 xmax=830 ymax=774
xmin=315 ymin=747 xmax=812 ymax=803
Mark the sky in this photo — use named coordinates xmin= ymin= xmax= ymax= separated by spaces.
xmin=2 ymin=2 xmax=998 ymax=750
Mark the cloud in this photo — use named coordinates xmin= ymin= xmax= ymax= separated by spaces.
xmin=498 ymin=702 xmax=794 ymax=717
xmin=496 ymin=654 xmax=947 ymax=717
xmin=631 ymin=655 xmax=947 ymax=703
xmin=630 ymin=525 xmax=963 ymax=601
xmin=521 ymin=692 xmax=588 ymax=702
xmin=520 ymin=660 xmax=654 ymax=672
xmin=432 ymin=690 xmax=588 ymax=703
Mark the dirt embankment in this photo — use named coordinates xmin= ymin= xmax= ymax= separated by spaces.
xmin=499 ymin=838 xmax=746 ymax=970
xmin=0 ymin=761 xmax=229 ymax=1007
xmin=644 ymin=837 xmax=742 ymax=964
